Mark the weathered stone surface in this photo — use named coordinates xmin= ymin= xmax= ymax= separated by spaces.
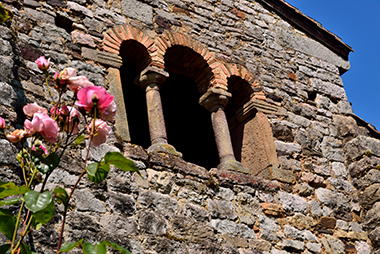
xmin=74 ymin=189 xmax=107 ymax=212
xmin=315 ymin=188 xmax=349 ymax=208
xmin=138 ymin=211 xmax=167 ymax=235
xmin=369 ymin=227 xmax=380 ymax=248
xmin=137 ymin=190 xmax=178 ymax=215
xmin=210 ymin=219 xmax=255 ymax=239
xmin=278 ymin=239 xmax=305 ymax=252
xmin=207 ymin=199 xmax=237 ymax=220
xmin=279 ymin=191 xmax=307 ymax=213
xmin=306 ymin=242 xmax=322 ymax=253
xmin=71 ymin=30 xmax=96 ymax=47
xmin=0 ymin=82 xmax=17 ymax=107
xmin=67 ymin=1 xmax=94 ymax=17
xmin=274 ymin=141 xmax=302 ymax=156
xmin=344 ymin=136 xmax=380 ymax=161
xmin=121 ymin=0 xmax=153 ymax=24
xmin=320 ymin=235 xmax=345 ymax=254
xmin=0 ymin=139 xmax=17 ymax=165
xmin=261 ymin=203 xmax=285 ymax=217
xmin=355 ymin=241 xmax=372 ymax=254
xmin=361 ymin=184 xmax=380 ymax=207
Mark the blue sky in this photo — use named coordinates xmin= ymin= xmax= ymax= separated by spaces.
xmin=285 ymin=0 xmax=380 ymax=129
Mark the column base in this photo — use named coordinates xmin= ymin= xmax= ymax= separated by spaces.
xmin=218 ymin=160 xmax=250 ymax=174
xmin=147 ymin=143 xmax=182 ymax=157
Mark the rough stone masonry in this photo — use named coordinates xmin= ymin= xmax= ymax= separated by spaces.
xmin=0 ymin=0 xmax=380 ymax=253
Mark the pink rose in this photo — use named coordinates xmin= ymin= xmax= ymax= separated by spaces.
xmin=6 ymin=129 xmax=27 ymax=143
xmin=58 ymin=67 xmax=77 ymax=80
xmin=0 ymin=117 xmax=5 ymax=129
xmin=35 ymin=56 xmax=50 ymax=71
xmin=67 ymin=76 xmax=94 ymax=92
xmin=100 ymin=101 xmax=116 ymax=121
xmin=23 ymin=103 xmax=48 ymax=117
xmin=76 ymin=86 xmax=114 ymax=115
xmin=24 ymin=113 xmax=59 ymax=143
xmin=50 ymin=105 xmax=70 ymax=117
xmin=88 ymin=119 xmax=111 ymax=146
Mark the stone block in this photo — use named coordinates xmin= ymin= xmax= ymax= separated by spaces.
xmin=74 ymin=189 xmax=107 ymax=212
xmin=319 ymin=216 xmax=337 ymax=229
xmin=361 ymin=184 xmax=380 ymax=207
xmin=344 ymin=135 xmax=380 ymax=162
xmin=278 ymin=239 xmax=305 ymax=252
xmin=121 ymin=0 xmax=153 ymax=25
xmin=278 ymin=191 xmax=308 ymax=213
xmin=138 ymin=211 xmax=167 ymax=235
xmin=67 ymin=1 xmax=94 ymax=17
xmin=0 ymin=82 xmax=16 ymax=107
xmin=271 ymin=167 xmax=296 ymax=184
xmin=71 ymin=30 xmax=96 ymax=47
xmin=275 ymin=140 xmax=302 ymax=156
xmin=0 ymin=139 xmax=17 ymax=165
xmin=207 ymin=199 xmax=237 ymax=220
xmin=261 ymin=203 xmax=285 ymax=217
xmin=369 ymin=227 xmax=380 ymax=248
xmin=210 ymin=219 xmax=255 ymax=239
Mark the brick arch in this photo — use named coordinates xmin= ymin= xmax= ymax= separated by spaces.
xmin=103 ymin=24 xmax=156 ymax=56
xmin=155 ymin=31 xmax=228 ymax=90
xmin=225 ymin=63 xmax=266 ymax=101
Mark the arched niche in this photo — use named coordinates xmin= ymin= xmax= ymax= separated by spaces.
xmin=226 ymin=75 xmax=279 ymax=177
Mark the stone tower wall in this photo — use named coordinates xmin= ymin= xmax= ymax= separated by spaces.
xmin=0 ymin=0 xmax=379 ymax=253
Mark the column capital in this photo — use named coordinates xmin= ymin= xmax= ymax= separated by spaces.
xmin=138 ymin=66 xmax=169 ymax=88
xmin=199 ymin=87 xmax=231 ymax=112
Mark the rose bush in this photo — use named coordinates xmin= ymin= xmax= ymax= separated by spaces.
xmin=0 ymin=57 xmax=137 ymax=254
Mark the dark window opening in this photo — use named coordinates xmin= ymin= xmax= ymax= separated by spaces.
xmin=160 ymin=74 xmax=219 ymax=169
xmin=120 ymin=40 xmax=151 ymax=148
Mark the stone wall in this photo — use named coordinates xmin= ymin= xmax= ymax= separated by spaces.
xmin=0 ymin=0 xmax=379 ymax=253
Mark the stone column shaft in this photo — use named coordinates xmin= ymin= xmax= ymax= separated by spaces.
xmin=211 ymin=107 xmax=235 ymax=163
xmin=138 ymin=67 xmax=182 ymax=156
xmin=145 ymin=83 xmax=167 ymax=144
xmin=200 ymin=87 xmax=249 ymax=173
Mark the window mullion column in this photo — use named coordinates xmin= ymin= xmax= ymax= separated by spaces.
xmin=200 ymin=88 xmax=249 ymax=173
xmin=139 ymin=67 xmax=182 ymax=156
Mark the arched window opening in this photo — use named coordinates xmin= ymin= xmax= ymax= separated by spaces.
xmin=160 ymin=74 xmax=219 ymax=169
xmin=119 ymin=40 xmax=151 ymax=148
xmin=164 ymin=45 xmax=213 ymax=95
xmin=162 ymin=45 xmax=219 ymax=168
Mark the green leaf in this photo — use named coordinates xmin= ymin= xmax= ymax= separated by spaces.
xmin=0 ymin=182 xmax=29 ymax=199
xmin=73 ymin=134 xmax=86 ymax=146
xmin=86 ymin=162 xmax=110 ymax=184
xmin=59 ymin=240 xmax=83 ymax=253
xmin=102 ymin=241 xmax=131 ymax=254
xmin=0 ymin=215 xmax=15 ymax=239
xmin=33 ymin=202 xmax=55 ymax=225
xmin=82 ymin=242 xmax=106 ymax=254
xmin=104 ymin=152 xmax=139 ymax=172
xmin=0 ymin=197 xmax=21 ymax=207
xmin=53 ymin=187 xmax=69 ymax=206
xmin=24 ymin=191 xmax=52 ymax=213
xmin=0 ymin=3 xmax=13 ymax=24
xmin=0 ymin=244 xmax=11 ymax=254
